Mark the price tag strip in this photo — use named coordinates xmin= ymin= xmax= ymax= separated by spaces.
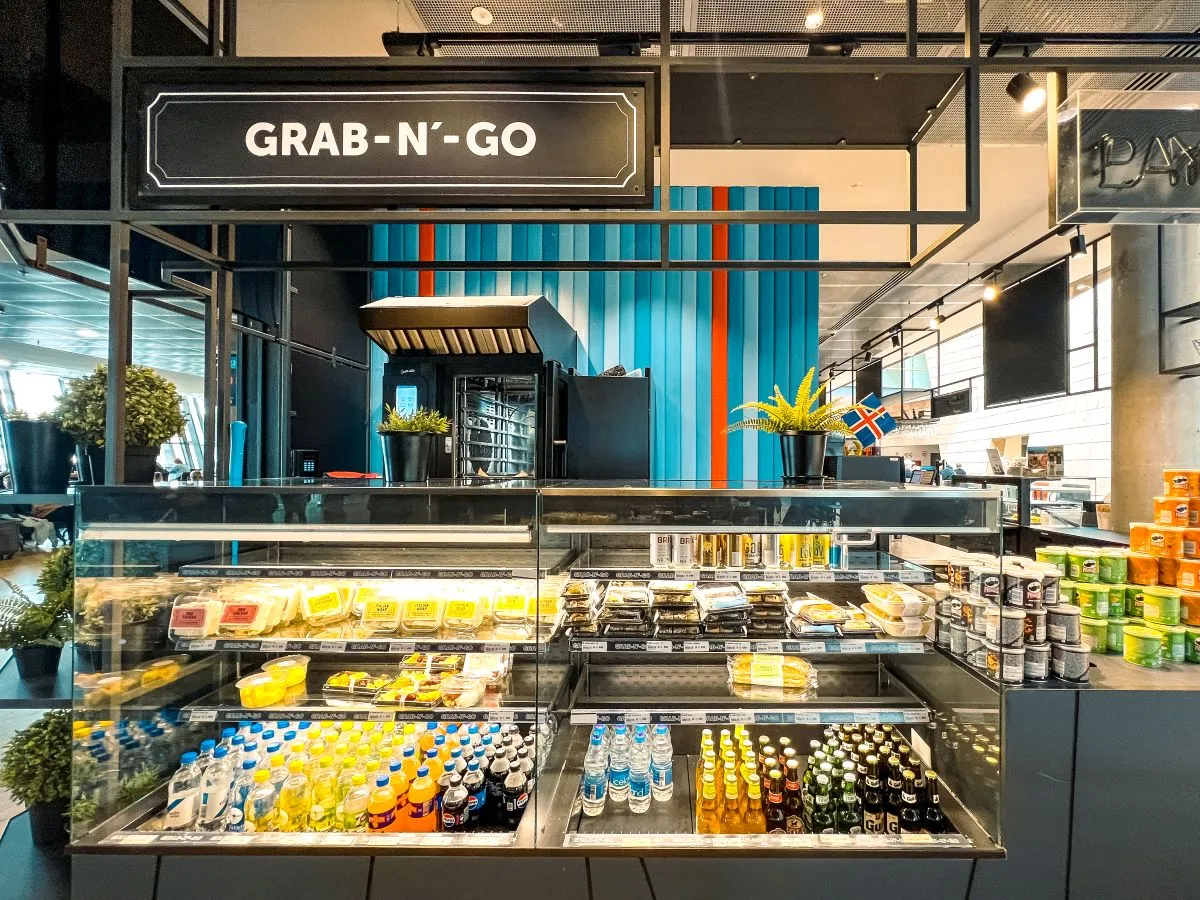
xmin=565 ymin=832 xmax=971 ymax=850
xmin=569 ymin=566 xmax=932 ymax=584
xmin=174 ymin=637 xmax=540 ymax=653
xmin=570 ymin=707 xmax=929 ymax=726
xmin=568 ymin=638 xmax=929 ymax=654
xmin=179 ymin=565 xmax=531 ymax=580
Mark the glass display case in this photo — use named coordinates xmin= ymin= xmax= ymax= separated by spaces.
xmin=69 ymin=479 xmax=1002 ymax=858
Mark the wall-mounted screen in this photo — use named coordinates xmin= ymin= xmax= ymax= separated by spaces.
xmin=983 ymin=260 xmax=1069 ymax=407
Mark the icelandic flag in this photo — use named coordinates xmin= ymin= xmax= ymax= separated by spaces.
xmin=840 ymin=393 xmax=897 ymax=449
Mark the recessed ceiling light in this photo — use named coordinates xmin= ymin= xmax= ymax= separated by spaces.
xmin=470 ymin=5 xmax=494 ymax=25
xmin=804 ymin=8 xmax=825 ymax=30
xmin=550 ymin=15 xmax=565 ymax=28
xmin=76 ymin=328 xmax=101 ymax=339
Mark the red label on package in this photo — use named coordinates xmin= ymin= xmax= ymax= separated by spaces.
xmin=220 ymin=603 xmax=261 ymax=625
xmin=170 ymin=607 xmax=208 ymax=629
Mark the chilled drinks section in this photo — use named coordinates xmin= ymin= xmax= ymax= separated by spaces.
xmin=70 ymin=482 xmax=1001 ymax=855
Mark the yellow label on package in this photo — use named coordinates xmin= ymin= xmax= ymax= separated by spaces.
xmin=493 ymin=594 xmax=527 ymax=615
xmin=537 ymin=595 xmax=561 ymax=618
xmin=749 ymin=653 xmax=785 ymax=687
xmin=403 ymin=599 xmax=438 ymax=620
xmin=444 ymin=599 xmax=478 ymax=621
xmin=361 ymin=600 xmax=400 ymax=624
xmin=305 ymin=592 xmax=341 ymax=615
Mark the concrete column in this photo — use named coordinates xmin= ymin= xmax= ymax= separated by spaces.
xmin=1110 ymin=225 xmax=1200 ymax=526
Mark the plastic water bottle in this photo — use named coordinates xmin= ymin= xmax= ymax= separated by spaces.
xmin=217 ymin=727 xmax=237 ymax=754
xmin=581 ymin=732 xmax=608 ymax=817
xmin=199 ymin=747 xmax=234 ymax=831
xmin=608 ymin=724 xmax=631 ymax=804
xmin=628 ymin=732 xmax=652 ymax=814
xmin=225 ymin=759 xmax=258 ymax=832
xmin=651 ymin=725 xmax=674 ymax=803
xmin=165 ymin=751 xmax=202 ymax=830
xmin=195 ymin=739 xmax=216 ymax=772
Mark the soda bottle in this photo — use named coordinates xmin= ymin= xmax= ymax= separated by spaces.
xmin=424 ymin=747 xmax=444 ymax=783
xmin=651 ymin=725 xmax=673 ymax=803
xmin=862 ymin=755 xmax=886 ymax=835
xmin=165 ymin=751 xmax=202 ymax=830
xmin=442 ymin=773 xmax=471 ymax=832
xmin=368 ymin=774 xmax=399 ymax=832
xmin=244 ymin=769 xmax=278 ymax=833
xmin=837 ymin=773 xmax=863 ymax=834
xmin=277 ymin=759 xmax=313 ymax=832
xmin=224 ymin=759 xmax=258 ymax=832
xmin=198 ymin=747 xmax=234 ymax=831
xmin=628 ymin=732 xmax=652 ymax=814
xmin=499 ymin=765 xmax=529 ymax=829
xmin=485 ymin=753 xmax=510 ymax=826
xmin=388 ymin=761 xmax=411 ymax=823
xmin=406 ymin=765 xmax=439 ymax=832
xmin=464 ymin=759 xmax=487 ymax=824
xmin=608 ymin=725 xmax=631 ymax=803
xmin=784 ymin=758 xmax=805 ymax=834
xmin=720 ymin=773 xmax=743 ymax=834
xmin=811 ymin=773 xmax=836 ymax=834
xmin=341 ymin=774 xmax=370 ymax=833
xmin=309 ymin=802 xmax=333 ymax=833
xmin=697 ymin=773 xmax=720 ymax=834
xmin=581 ymin=732 xmax=608 ymax=817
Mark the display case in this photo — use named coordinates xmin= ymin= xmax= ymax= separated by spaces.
xmin=70 ymin=479 xmax=1002 ymax=859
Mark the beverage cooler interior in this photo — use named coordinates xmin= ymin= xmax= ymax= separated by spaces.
xmin=69 ymin=481 xmax=1003 ymax=858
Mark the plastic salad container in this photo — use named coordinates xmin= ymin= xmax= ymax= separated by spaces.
xmin=859 ymin=584 xmax=934 ymax=618
xmin=261 ymin=654 xmax=310 ymax=688
xmin=236 ymin=672 xmax=287 ymax=708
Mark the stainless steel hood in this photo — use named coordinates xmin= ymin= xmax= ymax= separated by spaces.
xmin=360 ymin=294 xmax=579 ymax=364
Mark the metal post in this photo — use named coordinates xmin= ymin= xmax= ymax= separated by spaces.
xmin=1046 ymin=69 xmax=1068 ymax=228
xmin=203 ymin=226 xmax=235 ymax=480
xmin=907 ymin=143 xmax=919 ymax=260
xmin=208 ymin=0 xmax=222 ymax=55
xmin=658 ymin=0 xmax=672 ymax=267
xmin=105 ymin=223 xmax=131 ymax=483
xmin=221 ymin=0 xmax=237 ymax=56
xmin=110 ymin=0 xmax=131 ymax=211
xmin=964 ymin=0 xmax=981 ymax=224
xmin=906 ymin=0 xmax=919 ymax=57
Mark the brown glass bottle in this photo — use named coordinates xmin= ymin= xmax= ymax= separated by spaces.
xmin=861 ymin=754 xmax=886 ymax=834
xmin=923 ymin=770 xmax=947 ymax=835
xmin=899 ymin=769 xmax=924 ymax=834
xmin=765 ymin=768 xmax=786 ymax=834
xmin=883 ymin=754 xmax=904 ymax=835
xmin=783 ymin=758 xmax=804 ymax=834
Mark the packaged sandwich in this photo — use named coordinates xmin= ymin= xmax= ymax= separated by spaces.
xmin=727 ymin=653 xmax=815 ymax=689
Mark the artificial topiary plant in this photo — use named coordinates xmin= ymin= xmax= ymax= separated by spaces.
xmin=0 ymin=709 xmax=72 ymax=807
xmin=724 ymin=367 xmax=854 ymax=436
xmin=377 ymin=405 xmax=450 ymax=435
xmin=54 ymin=364 xmax=186 ymax=447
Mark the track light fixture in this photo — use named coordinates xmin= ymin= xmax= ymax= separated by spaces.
xmin=1070 ymin=227 xmax=1088 ymax=258
xmin=891 ymin=332 xmax=901 ymax=348
xmin=1006 ymin=73 xmax=1046 ymax=113
xmin=982 ymin=281 xmax=1000 ymax=301
xmin=864 ymin=350 xmax=872 ymax=362
xmin=927 ymin=302 xmax=945 ymax=330
xmin=804 ymin=8 xmax=825 ymax=30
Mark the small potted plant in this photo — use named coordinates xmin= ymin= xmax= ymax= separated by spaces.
xmin=725 ymin=367 xmax=853 ymax=483
xmin=0 ymin=573 xmax=72 ymax=679
xmin=0 ymin=710 xmax=72 ymax=847
xmin=1 ymin=410 xmax=75 ymax=494
xmin=376 ymin=405 xmax=450 ymax=483
xmin=54 ymin=364 xmax=186 ymax=484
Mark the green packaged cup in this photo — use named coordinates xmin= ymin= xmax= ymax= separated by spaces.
xmin=1186 ymin=626 xmax=1200 ymax=664
xmin=1123 ymin=624 xmax=1163 ymax=668
xmin=1035 ymin=546 xmax=1070 ymax=576
xmin=1080 ymin=616 xmax=1108 ymax=654
xmin=1146 ymin=621 xmax=1187 ymax=664
xmin=1098 ymin=548 xmax=1129 ymax=584
xmin=1060 ymin=580 xmax=1077 ymax=603
xmin=1143 ymin=585 xmax=1182 ymax=626
xmin=1076 ymin=583 xmax=1110 ymax=618
xmin=1126 ymin=585 xmax=1146 ymax=619
xmin=1106 ymin=584 xmax=1127 ymax=618
xmin=1107 ymin=616 xmax=1129 ymax=653
xmin=1068 ymin=547 xmax=1100 ymax=583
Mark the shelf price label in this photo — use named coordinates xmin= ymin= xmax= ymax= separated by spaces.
xmin=188 ymin=710 xmax=218 ymax=724
xmin=788 ymin=641 xmax=826 ymax=654
xmin=839 ymin=641 xmax=867 ymax=654
xmin=724 ymin=641 xmax=751 ymax=653
xmin=682 ymin=641 xmax=710 ymax=653
xmin=753 ymin=641 xmax=783 ymax=654
xmin=727 ymin=711 xmax=754 ymax=725
xmin=366 ymin=711 xmax=395 ymax=723
xmin=388 ymin=641 xmax=417 ymax=654
xmin=579 ymin=641 xmax=608 ymax=653
xmin=809 ymin=571 xmax=835 ymax=582
xmin=487 ymin=710 xmax=516 ymax=724
xmin=645 ymin=641 xmax=673 ymax=653
xmin=678 ymin=711 xmax=707 ymax=725
xmin=188 ymin=639 xmax=216 ymax=652
xmin=857 ymin=571 xmax=884 ymax=583
xmin=898 ymin=570 xmax=925 ymax=583
xmin=319 ymin=641 xmax=348 ymax=653
xmin=257 ymin=639 xmax=288 ymax=653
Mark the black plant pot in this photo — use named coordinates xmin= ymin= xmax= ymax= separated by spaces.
xmin=12 ymin=645 xmax=63 ymax=680
xmin=3 ymin=420 xmax=74 ymax=494
xmin=380 ymin=432 xmax=434 ymax=483
xmin=78 ymin=445 xmax=160 ymax=484
xmin=26 ymin=799 xmax=69 ymax=848
xmin=779 ymin=430 xmax=829 ymax=483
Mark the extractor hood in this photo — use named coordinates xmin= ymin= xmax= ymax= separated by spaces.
xmin=359 ymin=295 xmax=579 ymax=364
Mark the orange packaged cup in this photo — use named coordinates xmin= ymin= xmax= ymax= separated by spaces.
xmin=1154 ymin=497 xmax=1191 ymax=527
xmin=1163 ymin=469 xmax=1200 ymax=498
xmin=1184 ymin=529 xmax=1200 ymax=559
xmin=1145 ymin=525 xmax=1184 ymax=559
xmin=1178 ymin=559 xmax=1200 ymax=591
xmin=1129 ymin=523 xmax=1151 ymax=554
xmin=1159 ymin=556 xmax=1181 ymax=588
xmin=1190 ymin=498 xmax=1200 ymax=528
xmin=1127 ymin=552 xmax=1160 ymax=587
xmin=1181 ymin=591 xmax=1200 ymax=627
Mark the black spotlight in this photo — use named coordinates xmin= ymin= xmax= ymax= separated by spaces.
xmin=1006 ymin=73 xmax=1046 ymax=113
xmin=1070 ymin=228 xmax=1088 ymax=258
xmin=891 ymin=332 xmax=901 ymax=348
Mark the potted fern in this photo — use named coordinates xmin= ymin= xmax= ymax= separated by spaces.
xmin=2 ymin=410 xmax=75 ymax=494
xmin=725 ymin=367 xmax=853 ymax=482
xmin=377 ymin=405 xmax=450 ymax=482
xmin=0 ymin=572 xmax=72 ymax=679
xmin=54 ymin=364 xmax=186 ymax=484
xmin=0 ymin=710 xmax=72 ymax=846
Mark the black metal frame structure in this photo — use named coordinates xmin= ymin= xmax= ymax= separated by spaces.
xmin=2 ymin=0 xmax=1199 ymax=480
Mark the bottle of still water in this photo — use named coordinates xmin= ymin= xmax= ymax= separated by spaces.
xmin=628 ymin=732 xmax=652 ymax=814
xmin=650 ymin=725 xmax=674 ymax=803
xmin=607 ymin=725 xmax=631 ymax=804
xmin=581 ymin=732 xmax=608 ymax=817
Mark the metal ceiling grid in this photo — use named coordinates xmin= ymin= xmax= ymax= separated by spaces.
xmin=977 ymin=0 xmax=1200 ymax=32
xmin=696 ymin=0 xmax=964 ymax=32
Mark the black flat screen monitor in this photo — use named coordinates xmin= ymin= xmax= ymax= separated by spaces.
xmin=983 ymin=260 xmax=1069 ymax=407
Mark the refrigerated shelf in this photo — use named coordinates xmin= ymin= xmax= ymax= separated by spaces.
xmin=566 ymin=549 xmax=933 ymax=584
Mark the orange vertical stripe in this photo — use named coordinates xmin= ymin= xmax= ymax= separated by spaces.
xmin=418 ymin=222 xmax=435 ymax=296
xmin=711 ymin=186 xmax=729 ymax=484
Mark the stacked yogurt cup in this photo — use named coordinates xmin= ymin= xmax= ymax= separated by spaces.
xmin=935 ymin=553 xmax=1088 ymax=685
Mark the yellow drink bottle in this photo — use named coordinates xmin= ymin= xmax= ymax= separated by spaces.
xmin=367 ymin=774 xmax=399 ymax=832
xmin=697 ymin=773 xmax=720 ymax=834
xmin=742 ymin=774 xmax=767 ymax=833
xmin=720 ymin=774 xmax=743 ymax=834
xmin=341 ymin=774 xmax=370 ymax=832
xmin=276 ymin=759 xmax=312 ymax=832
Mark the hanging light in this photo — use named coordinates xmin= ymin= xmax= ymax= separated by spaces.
xmin=927 ymin=303 xmax=945 ymax=330
xmin=1070 ymin=227 xmax=1088 ymax=258
xmin=864 ymin=349 xmax=872 ymax=362
xmin=891 ymin=332 xmax=901 ymax=348
xmin=804 ymin=8 xmax=825 ymax=30
xmin=1006 ymin=73 xmax=1046 ymax=113
xmin=982 ymin=281 xmax=1001 ymax=301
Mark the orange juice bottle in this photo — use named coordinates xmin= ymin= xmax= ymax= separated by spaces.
xmin=423 ymin=748 xmax=444 ymax=783
xmin=400 ymin=745 xmax=419 ymax=782
xmin=406 ymin=765 xmax=438 ymax=832
xmin=388 ymin=761 xmax=411 ymax=828
xmin=419 ymin=722 xmax=439 ymax=754
xmin=367 ymin=774 xmax=399 ymax=832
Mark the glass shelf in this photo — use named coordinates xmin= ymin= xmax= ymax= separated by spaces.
xmin=565 ymin=549 xmax=932 ymax=584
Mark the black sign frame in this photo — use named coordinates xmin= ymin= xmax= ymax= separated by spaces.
xmin=125 ymin=67 xmax=655 ymax=210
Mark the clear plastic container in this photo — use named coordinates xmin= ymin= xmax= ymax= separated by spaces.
xmin=860 ymin=584 xmax=935 ymax=618
xmin=168 ymin=594 xmax=223 ymax=639
xmin=261 ymin=654 xmax=310 ymax=688
xmin=355 ymin=585 xmax=403 ymax=634
xmin=300 ymin=583 xmax=351 ymax=626
xmin=236 ymin=672 xmax=286 ymax=708
xmin=218 ymin=597 xmax=274 ymax=636
xmin=860 ymin=602 xmax=931 ymax=638
xmin=439 ymin=674 xmax=488 ymax=709
xmin=400 ymin=596 xmax=444 ymax=635
xmin=491 ymin=583 xmax=531 ymax=626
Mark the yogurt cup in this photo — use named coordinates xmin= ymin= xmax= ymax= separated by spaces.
xmin=1051 ymin=641 xmax=1090 ymax=682
xmin=1046 ymin=604 xmax=1082 ymax=644
xmin=1023 ymin=641 xmax=1051 ymax=680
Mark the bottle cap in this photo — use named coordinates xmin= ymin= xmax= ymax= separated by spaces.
xmin=181 ymin=752 xmax=197 ymax=765
xmin=435 ymin=735 xmax=445 ymax=746
xmin=288 ymin=759 xmax=304 ymax=773
xmin=270 ymin=754 xmax=284 ymax=767
xmin=214 ymin=747 xmax=228 ymax=759
xmin=449 ymin=774 xmax=463 ymax=787
xmin=468 ymin=761 xmax=479 ymax=771
xmin=417 ymin=765 xmax=429 ymax=777
xmin=254 ymin=769 xmax=270 ymax=783
xmin=403 ymin=746 xmax=415 ymax=757
xmin=232 ymin=735 xmax=245 ymax=746
xmin=245 ymin=742 xmax=259 ymax=753
xmin=221 ymin=728 xmax=235 ymax=739
xmin=250 ymin=723 xmax=263 ymax=733
xmin=238 ymin=721 xmax=251 ymax=730
xmin=267 ymin=743 xmax=281 ymax=754
xmin=426 ymin=749 xmax=438 ymax=759
xmin=390 ymin=761 xmax=402 ymax=772
xmin=352 ymin=774 xmax=366 ymax=785
xmin=321 ymin=755 xmax=334 ymax=767
xmin=284 ymin=731 xmax=297 ymax=742
xmin=200 ymin=739 xmax=215 ymax=752
xmin=242 ymin=760 xmax=256 ymax=770
xmin=426 ymin=722 xmax=438 ymax=731
xmin=377 ymin=775 xmax=390 ymax=787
